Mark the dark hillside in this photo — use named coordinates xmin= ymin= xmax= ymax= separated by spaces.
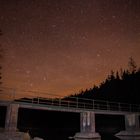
xmin=68 ymin=68 xmax=140 ymax=104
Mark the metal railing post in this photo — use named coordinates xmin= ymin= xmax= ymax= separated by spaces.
xmin=93 ymin=100 xmax=94 ymax=109
xmin=107 ymin=101 xmax=110 ymax=110
xmin=59 ymin=98 xmax=61 ymax=106
xmin=118 ymin=102 xmax=121 ymax=111
xmin=68 ymin=101 xmax=69 ymax=108
xmin=129 ymin=104 xmax=132 ymax=112
xmin=32 ymin=98 xmax=34 ymax=104
xmin=76 ymin=97 xmax=78 ymax=108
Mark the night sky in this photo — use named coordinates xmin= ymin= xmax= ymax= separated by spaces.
xmin=0 ymin=0 xmax=140 ymax=97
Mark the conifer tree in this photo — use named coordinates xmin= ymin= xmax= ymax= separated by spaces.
xmin=0 ymin=30 xmax=2 ymax=86
xmin=128 ymin=57 xmax=137 ymax=73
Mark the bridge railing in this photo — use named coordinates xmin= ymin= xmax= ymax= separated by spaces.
xmin=14 ymin=96 xmax=140 ymax=113
xmin=0 ymin=87 xmax=140 ymax=113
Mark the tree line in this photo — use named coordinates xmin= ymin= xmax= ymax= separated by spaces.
xmin=67 ymin=57 xmax=140 ymax=104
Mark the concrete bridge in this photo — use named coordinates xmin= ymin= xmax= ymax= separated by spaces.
xmin=0 ymin=89 xmax=140 ymax=140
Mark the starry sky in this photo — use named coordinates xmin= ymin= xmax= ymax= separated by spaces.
xmin=0 ymin=0 xmax=140 ymax=97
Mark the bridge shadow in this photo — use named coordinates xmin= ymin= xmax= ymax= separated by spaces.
xmin=17 ymin=108 xmax=126 ymax=140
xmin=0 ymin=106 xmax=6 ymax=128
xmin=96 ymin=114 xmax=125 ymax=135
xmin=17 ymin=108 xmax=80 ymax=140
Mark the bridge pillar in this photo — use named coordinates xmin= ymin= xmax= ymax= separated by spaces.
xmin=116 ymin=113 xmax=140 ymax=138
xmin=74 ymin=112 xmax=101 ymax=140
xmin=5 ymin=103 xmax=19 ymax=132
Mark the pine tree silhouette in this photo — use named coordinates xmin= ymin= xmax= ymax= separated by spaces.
xmin=0 ymin=30 xmax=3 ymax=87
xmin=68 ymin=59 xmax=140 ymax=104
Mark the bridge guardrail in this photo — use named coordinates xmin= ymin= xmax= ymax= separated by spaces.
xmin=0 ymin=87 xmax=140 ymax=113
xmin=14 ymin=96 xmax=140 ymax=113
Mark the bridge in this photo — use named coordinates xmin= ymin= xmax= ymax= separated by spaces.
xmin=0 ymin=88 xmax=140 ymax=140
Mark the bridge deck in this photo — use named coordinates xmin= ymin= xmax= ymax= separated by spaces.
xmin=0 ymin=97 xmax=140 ymax=115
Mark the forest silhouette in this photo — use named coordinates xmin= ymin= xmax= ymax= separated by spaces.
xmin=67 ymin=57 xmax=140 ymax=104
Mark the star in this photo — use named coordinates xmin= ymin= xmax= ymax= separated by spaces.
xmin=1 ymin=0 xmax=140 ymax=96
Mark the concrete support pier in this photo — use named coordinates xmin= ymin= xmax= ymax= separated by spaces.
xmin=74 ymin=112 xmax=101 ymax=140
xmin=5 ymin=103 xmax=19 ymax=132
xmin=116 ymin=113 xmax=140 ymax=139
xmin=0 ymin=103 xmax=35 ymax=140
